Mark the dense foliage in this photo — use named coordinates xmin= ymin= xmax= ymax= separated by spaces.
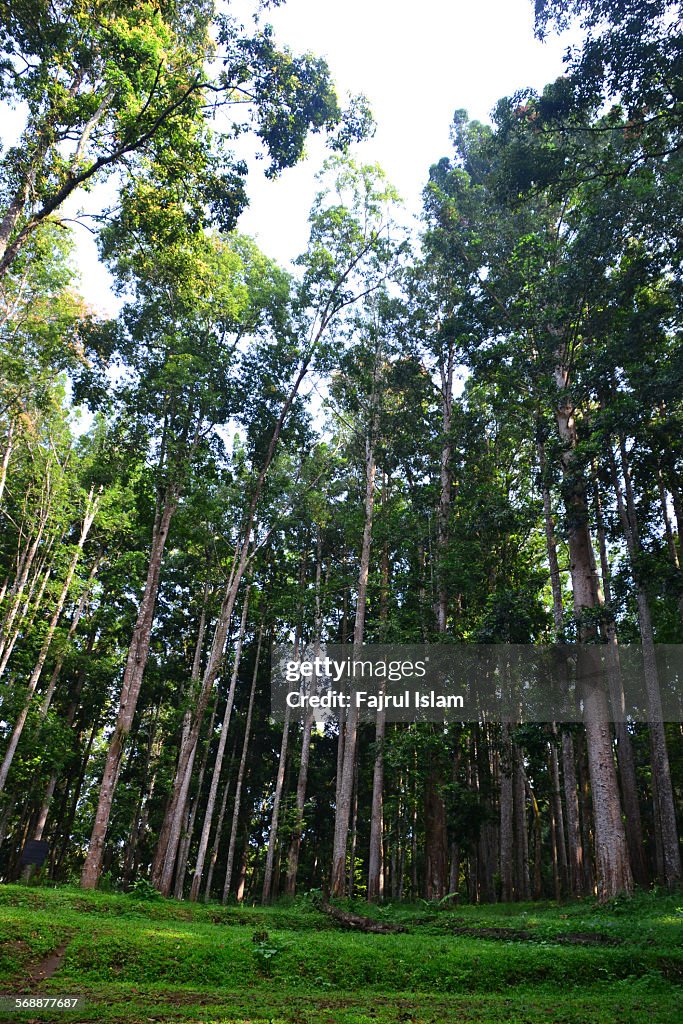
xmin=0 ymin=0 xmax=681 ymax=923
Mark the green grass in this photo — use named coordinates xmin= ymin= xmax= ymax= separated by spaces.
xmin=0 ymin=884 xmax=680 ymax=1022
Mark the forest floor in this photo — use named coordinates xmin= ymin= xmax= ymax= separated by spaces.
xmin=0 ymin=884 xmax=680 ymax=1023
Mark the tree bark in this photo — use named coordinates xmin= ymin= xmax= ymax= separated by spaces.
xmin=610 ymin=439 xmax=681 ymax=888
xmin=500 ymin=725 xmax=514 ymax=902
xmin=553 ymin=372 xmax=632 ymax=900
xmin=0 ymin=486 xmax=100 ymax=792
xmin=0 ymin=419 xmax=14 ymax=507
xmin=261 ymin=702 xmax=291 ymax=904
xmin=150 ymin=580 xmax=212 ymax=892
xmin=189 ymin=589 xmax=250 ymax=900
xmin=434 ymin=343 xmax=455 ymax=632
xmin=593 ymin=470 xmax=649 ymax=887
xmin=81 ymin=488 xmax=177 ymax=888
xmin=224 ymin=622 xmax=263 ymax=902
xmin=548 ymin=732 xmax=569 ymax=895
xmin=513 ymin=744 xmax=530 ymax=900
xmin=331 ymin=410 xmax=377 ymax=896
xmin=203 ymin=767 xmax=231 ymax=902
xmin=368 ymin=490 xmax=390 ymax=902
xmin=173 ymin=690 xmax=220 ymax=899
xmin=560 ymin=729 xmax=584 ymax=895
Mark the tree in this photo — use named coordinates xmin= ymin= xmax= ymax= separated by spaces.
xmin=421 ymin=107 xmax=636 ymax=898
xmin=80 ymin=167 xmax=278 ymax=886
xmin=0 ymin=0 xmax=371 ymax=278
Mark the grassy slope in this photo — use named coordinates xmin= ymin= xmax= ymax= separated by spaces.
xmin=0 ymin=885 xmax=680 ymax=1023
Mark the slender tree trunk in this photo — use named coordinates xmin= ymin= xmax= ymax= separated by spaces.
xmin=576 ymin=731 xmax=596 ymax=895
xmin=424 ymin=368 xmax=452 ymax=896
xmin=500 ymin=725 xmax=514 ymax=902
xmin=593 ymin=469 xmax=649 ymax=886
xmin=81 ymin=488 xmax=177 ymax=888
xmin=174 ymin=691 xmax=220 ymax=899
xmin=0 ymin=419 xmax=14 ymax=507
xmin=189 ymin=589 xmax=250 ymax=900
xmin=235 ymin=831 xmax=250 ymax=903
xmin=346 ymin=752 xmax=359 ymax=897
xmin=367 ymin=692 xmax=386 ymax=902
xmin=538 ymin=438 xmax=564 ymax=636
xmin=261 ymin=703 xmax=291 ymax=904
xmin=0 ymin=493 xmax=51 ymax=674
xmin=553 ymin=371 xmax=632 ymax=900
xmin=203 ymin=768 xmax=231 ymax=902
xmin=561 ymin=730 xmax=584 ymax=895
xmin=530 ymin=784 xmax=543 ymax=899
xmin=610 ymin=439 xmax=681 ymax=888
xmin=331 ymin=415 xmax=377 ymax=896
xmin=224 ymin=623 xmax=263 ymax=902
xmin=538 ymin=437 xmax=585 ymax=896
xmin=548 ymin=734 xmax=569 ymax=895
xmin=37 ymin=554 xmax=101 ymax=723
xmin=657 ymin=468 xmax=680 ymax=569
xmin=0 ymin=487 xmax=100 ymax=792
xmin=435 ymin=344 xmax=455 ymax=632
xmin=513 ymin=746 xmax=530 ymax=900
xmin=368 ymin=489 xmax=390 ymax=902
xmin=150 ymin=580 xmax=211 ymax=890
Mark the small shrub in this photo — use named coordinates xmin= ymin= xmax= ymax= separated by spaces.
xmin=251 ymin=929 xmax=285 ymax=976
xmin=128 ymin=878 xmax=162 ymax=901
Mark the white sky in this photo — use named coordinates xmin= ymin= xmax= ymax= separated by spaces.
xmin=233 ymin=0 xmax=576 ymax=264
xmin=9 ymin=0 xmax=577 ymax=315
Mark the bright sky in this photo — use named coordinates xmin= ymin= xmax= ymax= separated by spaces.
xmin=234 ymin=0 xmax=576 ymax=262
xmin=58 ymin=0 xmax=578 ymax=314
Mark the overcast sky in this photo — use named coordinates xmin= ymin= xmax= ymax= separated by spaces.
xmin=52 ymin=0 xmax=578 ymax=314
xmin=234 ymin=0 xmax=576 ymax=257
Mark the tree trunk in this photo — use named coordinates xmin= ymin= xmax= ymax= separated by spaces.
xmin=261 ymin=703 xmax=291 ymax=904
xmin=224 ymin=623 xmax=263 ymax=902
xmin=150 ymin=580 xmax=212 ymax=892
xmin=554 ymin=373 xmax=632 ymax=900
xmin=203 ymin=769 xmax=231 ymax=902
xmin=500 ymin=725 xmax=514 ymax=902
xmin=434 ymin=344 xmax=455 ymax=632
xmin=0 ymin=483 xmax=52 ymax=674
xmin=81 ymin=488 xmax=177 ymax=888
xmin=611 ymin=439 xmax=681 ymax=888
xmin=548 ymin=733 xmax=569 ymax=895
xmin=0 ymin=487 xmax=100 ymax=792
xmin=538 ymin=438 xmax=584 ymax=896
xmin=174 ymin=690 xmax=220 ymax=899
xmin=561 ymin=730 xmax=584 ymax=895
xmin=0 ymin=419 xmax=14 ymax=507
xmin=331 ymin=420 xmax=377 ymax=896
xmin=368 ymin=491 xmax=390 ymax=902
xmin=513 ymin=746 xmax=530 ymax=900
xmin=189 ymin=589 xmax=250 ymax=900
xmin=424 ymin=765 xmax=448 ymax=900
xmin=593 ymin=470 xmax=649 ymax=887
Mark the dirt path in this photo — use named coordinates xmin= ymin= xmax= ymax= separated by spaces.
xmin=26 ymin=941 xmax=68 ymax=984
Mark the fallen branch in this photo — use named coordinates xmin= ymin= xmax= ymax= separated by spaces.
xmin=318 ymin=895 xmax=406 ymax=934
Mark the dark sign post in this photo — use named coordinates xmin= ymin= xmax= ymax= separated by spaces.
xmin=20 ymin=839 xmax=49 ymax=868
